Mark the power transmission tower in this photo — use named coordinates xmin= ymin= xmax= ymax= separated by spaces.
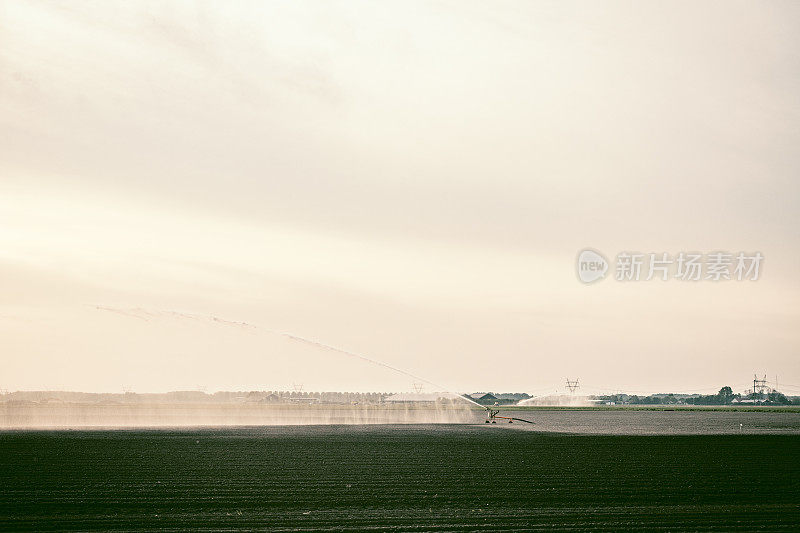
xmin=412 ymin=382 xmax=424 ymax=394
xmin=292 ymin=383 xmax=304 ymax=394
xmin=565 ymin=378 xmax=580 ymax=394
xmin=753 ymin=374 xmax=770 ymax=401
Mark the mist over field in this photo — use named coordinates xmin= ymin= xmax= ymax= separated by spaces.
xmin=0 ymin=402 xmax=478 ymax=429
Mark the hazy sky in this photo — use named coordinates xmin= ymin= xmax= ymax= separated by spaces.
xmin=1 ymin=0 xmax=799 ymax=394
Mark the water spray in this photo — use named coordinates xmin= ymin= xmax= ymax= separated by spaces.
xmin=271 ymin=331 xmax=535 ymax=424
xmin=94 ymin=305 xmax=538 ymax=423
xmin=276 ymin=332 xmax=473 ymax=405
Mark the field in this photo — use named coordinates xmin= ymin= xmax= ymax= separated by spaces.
xmin=2 ymin=424 xmax=799 ymax=531
xmin=509 ymin=405 xmax=800 ymax=412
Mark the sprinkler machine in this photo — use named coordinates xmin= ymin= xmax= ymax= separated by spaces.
xmin=484 ymin=404 xmax=534 ymax=424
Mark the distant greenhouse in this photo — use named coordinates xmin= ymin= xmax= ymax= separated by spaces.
xmin=383 ymin=393 xmax=457 ymax=404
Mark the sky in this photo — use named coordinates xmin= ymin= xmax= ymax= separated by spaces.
xmin=1 ymin=0 xmax=799 ymax=395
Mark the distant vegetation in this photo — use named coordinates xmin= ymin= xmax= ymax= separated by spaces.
xmin=597 ymin=387 xmax=799 ymax=406
xmin=463 ymin=393 xmax=532 ymax=405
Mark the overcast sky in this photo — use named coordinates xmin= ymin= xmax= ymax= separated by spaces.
xmin=1 ymin=0 xmax=799 ymax=394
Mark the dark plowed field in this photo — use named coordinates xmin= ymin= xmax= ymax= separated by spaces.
xmin=1 ymin=425 xmax=798 ymax=531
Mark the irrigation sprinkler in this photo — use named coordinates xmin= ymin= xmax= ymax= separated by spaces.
xmin=484 ymin=405 xmax=534 ymax=425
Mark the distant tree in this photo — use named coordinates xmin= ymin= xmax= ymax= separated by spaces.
xmin=718 ymin=386 xmax=734 ymax=404
xmin=767 ymin=391 xmax=790 ymax=405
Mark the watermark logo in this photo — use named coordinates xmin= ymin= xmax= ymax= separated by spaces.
xmin=577 ymin=249 xmax=763 ymax=284
xmin=577 ymin=248 xmax=609 ymax=284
